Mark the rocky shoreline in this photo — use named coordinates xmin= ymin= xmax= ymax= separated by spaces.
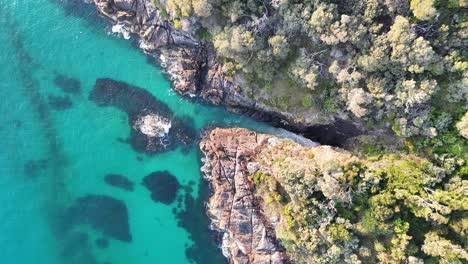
xmin=200 ymin=128 xmax=289 ymax=264
xmin=85 ymin=0 xmax=363 ymax=146
xmin=83 ymin=1 xmax=362 ymax=262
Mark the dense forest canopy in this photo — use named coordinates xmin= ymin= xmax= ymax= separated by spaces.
xmin=160 ymin=0 xmax=466 ymax=145
xmin=153 ymin=0 xmax=467 ymax=263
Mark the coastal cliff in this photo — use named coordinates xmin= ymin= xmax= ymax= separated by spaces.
xmin=85 ymin=0 xmax=363 ymax=145
xmin=200 ymin=128 xmax=466 ymax=264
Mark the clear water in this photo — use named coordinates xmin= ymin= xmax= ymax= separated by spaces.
xmin=0 ymin=1 xmax=277 ymax=263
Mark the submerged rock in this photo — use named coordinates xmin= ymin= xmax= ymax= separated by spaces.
xmin=104 ymin=174 xmax=134 ymax=191
xmin=23 ymin=159 xmax=47 ymax=178
xmin=95 ymin=238 xmax=109 ymax=249
xmin=173 ymin=182 xmax=226 ymax=264
xmin=48 ymin=95 xmax=73 ymax=110
xmin=142 ymin=171 xmax=180 ymax=205
xmin=89 ymin=78 xmax=196 ymax=154
xmin=53 ymin=74 xmax=81 ymax=94
xmin=60 ymin=231 xmax=89 ymax=258
xmin=66 ymin=195 xmax=132 ymax=242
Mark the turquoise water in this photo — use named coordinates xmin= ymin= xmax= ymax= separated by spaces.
xmin=0 ymin=1 xmax=276 ymax=263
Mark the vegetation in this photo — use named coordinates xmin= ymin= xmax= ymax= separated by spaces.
xmin=253 ymin=142 xmax=467 ymax=263
xmin=155 ymin=0 xmax=466 ymax=138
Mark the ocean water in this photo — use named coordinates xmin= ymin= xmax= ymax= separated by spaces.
xmin=0 ymin=1 xmax=276 ymax=263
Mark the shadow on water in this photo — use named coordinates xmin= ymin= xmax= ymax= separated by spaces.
xmin=0 ymin=6 xmax=100 ymax=264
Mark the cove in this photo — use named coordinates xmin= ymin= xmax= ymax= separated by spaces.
xmin=0 ymin=1 xmax=280 ymax=264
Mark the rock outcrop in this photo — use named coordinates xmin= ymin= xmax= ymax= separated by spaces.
xmin=200 ymin=128 xmax=288 ymax=264
xmin=200 ymin=128 xmax=372 ymax=263
xmin=89 ymin=78 xmax=196 ymax=154
xmin=88 ymin=0 xmax=238 ymax=102
xmin=133 ymin=113 xmax=171 ymax=138
xmin=85 ymin=0 xmax=363 ymax=145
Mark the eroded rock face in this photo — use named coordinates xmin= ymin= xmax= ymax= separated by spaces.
xmin=200 ymin=128 xmax=288 ymax=264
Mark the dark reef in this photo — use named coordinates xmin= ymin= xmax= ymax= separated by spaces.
xmin=104 ymin=174 xmax=134 ymax=191
xmin=24 ymin=159 xmax=47 ymax=178
xmin=174 ymin=170 xmax=226 ymax=264
xmin=95 ymin=238 xmax=109 ymax=249
xmin=89 ymin=78 xmax=196 ymax=154
xmin=61 ymin=232 xmax=88 ymax=258
xmin=142 ymin=171 xmax=180 ymax=205
xmin=59 ymin=231 xmax=100 ymax=264
xmin=54 ymin=74 xmax=81 ymax=94
xmin=48 ymin=95 xmax=73 ymax=110
xmin=66 ymin=194 xmax=132 ymax=242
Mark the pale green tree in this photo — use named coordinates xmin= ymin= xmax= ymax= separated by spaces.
xmin=422 ymin=232 xmax=468 ymax=262
xmin=456 ymin=112 xmax=468 ymax=139
xmin=192 ymin=0 xmax=212 ymax=17
xmin=268 ymin=35 xmax=290 ymax=59
xmin=410 ymin=0 xmax=437 ymax=20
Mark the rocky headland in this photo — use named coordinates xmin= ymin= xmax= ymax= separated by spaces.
xmin=200 ymin=128 xmax=289 ymax=264
xmin=199 ymin=127 xmax=467 ymax=264
xmin=85 ymin=0 xmax=363 ymax=146
xmin=199 ymin=127 xmax=370 ymax=263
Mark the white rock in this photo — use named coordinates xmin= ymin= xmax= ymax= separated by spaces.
xmin=133 ymin=114 xmax=171 ymax=137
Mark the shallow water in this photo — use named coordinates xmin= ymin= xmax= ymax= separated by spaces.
xmin=0 ymin=1 xmax=277 ymax=263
